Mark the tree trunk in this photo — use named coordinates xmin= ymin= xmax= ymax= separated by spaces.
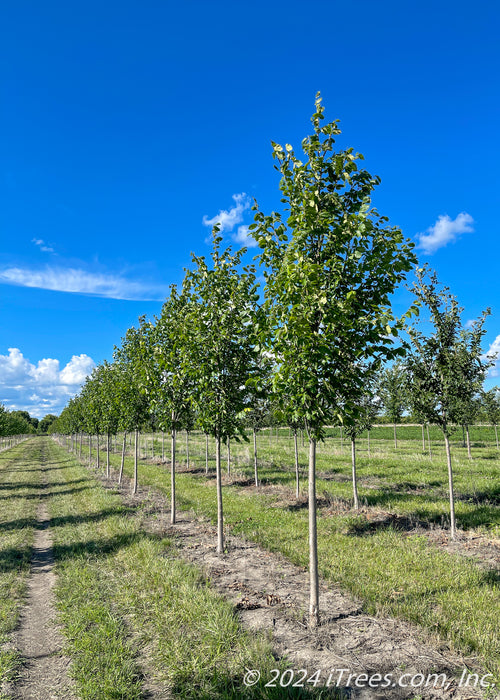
xmin=216 ymin=434 xmax=224 ymax=554
xmin=227 ymin=436 xmax=231 ymax=476
xmin=162 ymin=431 xmax=165 ymax=461
xmin=253 ymin=428 xmax=258 ymax=488
xmin=495 ymin=424 xmax=499 ymax=450
xmin=308 ymin=437 xmax=319 ymax=627
xmin=340 ymin=426 xmax=343 ymax=452
xmin=88 ymin=434 xmax=92 ymax=468
xmin=426 ymin=423 xmax=432 ymax=459
xmin=421 ymin=424 xmax=425 ymax=452
xmin=133 ymin=429 xmax=138 ymax=495
xmin=106 ymin=432 xmax=110 ymax=479
xmin=351 ymin=437 xmax=359 ymax=510
xmin=367 ymin=429 xmax=371 ymax=458
xmin=171 ymin=429 xmax=176 ymax=524
xmin=393 ymin=423 xmax=397 ymax=449
xmin=96 ymin=433 xmax=100 ymax=471
xmin=466 ymin=425 xmax=472 ymax=459
xmin=205 ymin=433 xmax=209 ymax=474
xmin=443 ymin=431 xmax=457 ymax=539
xmin=152 ymin=432 xmax=155 ymax=459
xmin=294 ymin=429 xmax=300 ymax=499
xmin=186 ymin=431 xmax=189 ymax=468
xmin=119 ymin=432 xmax=126 ymax=485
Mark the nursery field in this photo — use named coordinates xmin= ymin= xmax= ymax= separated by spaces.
xmin=0 ymin=433 xmax=498 ymax=699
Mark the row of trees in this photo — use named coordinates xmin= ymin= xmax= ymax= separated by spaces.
xmin=0 ymin=407 xmax=58 ymax=436
xmin=52 ymin=95 xmax=497 ymax=627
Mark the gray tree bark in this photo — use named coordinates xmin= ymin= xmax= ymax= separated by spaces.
xmin=443 ymin=431 xmax=457 ymax=539
xmin=308 ymin=437 xmax=319 ymax=627
xmin=216 ymin=434 xmax=224 ymax=554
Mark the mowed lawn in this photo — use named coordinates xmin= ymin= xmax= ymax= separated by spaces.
xmin=77 ymin=427 xmax=500 ymax=685
xmin=2 ymin=438 xmax=335 ymax=699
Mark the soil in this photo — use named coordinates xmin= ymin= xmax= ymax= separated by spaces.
xmin=100 ymin=465 xmax=495 ymax=700
xmin=9 ymin=464 xmax=75 ymax=700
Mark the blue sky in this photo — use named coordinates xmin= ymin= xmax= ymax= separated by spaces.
xmin=1 ymin=0 xmax=499 ymax=417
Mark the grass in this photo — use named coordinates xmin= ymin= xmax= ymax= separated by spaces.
xmin=0 ymin=439 xmax=39 ymax=687
xmin=42 ymin=438 xmax=339 ymax=699
xmin=83 ymin=429 xmax=500 ymax=685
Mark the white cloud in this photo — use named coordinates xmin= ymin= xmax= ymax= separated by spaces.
xmin=32 ymin=238 xmax=55 ymax=253
xmin=485 ymin=335 xmax=500 ymax=377
xmin=416 ymin=212 xmax=474 ymax=254
xmin=0 ymin=348 xmax=95 ymax=418
xmin=59 ymin=354 xmax=95 ymax=385
xmin=203 ymin=193 xmax=251 ymax=233
xmin=232 ymin=225 xmax=258 ymax=248
xmin=0 ymin=265 xmax=168 ymax=301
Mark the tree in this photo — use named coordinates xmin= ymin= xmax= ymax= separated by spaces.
xmin=481 ymin=387 xmax=500 ymax=449
xmin=244 ymin=349 xmax=274 ymax=489
xmin=114 ymin=323 xmax=151 ymax=494
xmin=343 ymin=368 xmax=379 ymax=509
xmin=184 ymin=230 xmax=258 ymax=553
xmin=152 ymin=284 xmax=193 ymax=524
xmin=95 ymin=361 xmax=121 ymax=478
xmin=405 ymin=266 xmax=492 ymax=539
xmin=39 ymin=414 xmax=58 ymax=434
xmin=377 ymin=361 xmax=407 ymax=448
xmin=252 ymin=94 xmax=416 ymax=626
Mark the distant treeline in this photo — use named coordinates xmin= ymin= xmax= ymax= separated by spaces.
xmin=0 ymin=406 xmax=58 ymax=436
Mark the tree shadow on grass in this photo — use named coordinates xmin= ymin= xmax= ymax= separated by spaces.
xmin=0 ymin=485 xmax=93 ymax=502
xmin=345 ymin=513 xmax=430 ymax=536
xmin=49 ymin=506 xmax=134 ymax=529
xmin=0 ymin=506 xmax=134 ymax=534
xmin=0 ymin=478 xmax=89 ymax=492
xmin=51 ymin=530 xmax=145 ymax=562
xmin=0 ymin=545 xmax=33 ymax=573
xmin=456 ymin=487 xmax=500 ymax=506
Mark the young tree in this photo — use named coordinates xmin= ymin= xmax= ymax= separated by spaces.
xmin=252 ymin=94 xmax=416 ymax=626
xmin=94 ymin=361 xmax=121 ymax=478
xmin=184 ymin=231 xmax=258 ymax=554
xmin=481 ymin=387 xmax=500 ymax=449
xmin=244 ymin=351 xmax=274 ymax=489
xmin=152 ymin=285 xmax=193 ymax=524
xmin=377 ymin=361 xmax=407 ymax=448
xmin=343 ymin=370 xmax=379 ymax=509
xmin=114 ymin=322 xmax=152 ymax=494
xmin=405 ymin=267 xmax=492 ymax=539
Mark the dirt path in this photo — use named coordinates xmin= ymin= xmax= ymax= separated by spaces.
xmin=99 ymin=469 xmax=490 ymax=700
xmin=12 ymin=463 xmax=74 ymax=700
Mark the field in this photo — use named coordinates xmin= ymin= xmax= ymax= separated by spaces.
xmin=0 ymin=431 xmax=498 ymax=699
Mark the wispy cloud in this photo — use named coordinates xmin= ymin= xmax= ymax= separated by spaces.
xmin=416 ymin=212 xmax=474 ymax=254
xmin=32 ymin=238 xmax=55 ymax=253
xmin=0 ymin=265 xmax=169 ymax=301
xmin=0 ymin=348 xmax=95 ymax=417
xmin=203 ymin=193 xmax=250 ymax=231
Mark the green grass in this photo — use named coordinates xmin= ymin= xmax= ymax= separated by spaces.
xmin=43 ymin=438 xmax=339 ymax=699
xmin=0 ymin=439 xmax=39 ymax=687
xmin=85 ymin=430 xmax=500 ymax=685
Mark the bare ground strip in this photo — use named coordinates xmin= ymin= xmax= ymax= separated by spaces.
xmin=11 ymin=464 xmax=74 ymax=700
